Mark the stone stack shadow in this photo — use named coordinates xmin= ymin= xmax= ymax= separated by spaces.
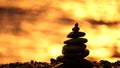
xmin=56 ymin=23 xmax=93 ymax=68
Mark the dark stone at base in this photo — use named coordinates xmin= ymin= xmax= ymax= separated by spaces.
xmin=55 ymin=59 xmax=93 ymax=68
xmin=56 ymin=64 xmax=93 ymax=68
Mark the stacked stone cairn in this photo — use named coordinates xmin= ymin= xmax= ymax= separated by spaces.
xmin=56 ymin=23 xmax=93 ymax=68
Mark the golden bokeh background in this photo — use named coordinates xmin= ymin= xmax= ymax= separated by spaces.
xmin=0 ymin=0 xmax=120 ymax=64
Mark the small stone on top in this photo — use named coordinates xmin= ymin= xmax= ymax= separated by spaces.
xmin=67 ymin=23 xmax=85 ymax=38
xmin=72 ymin=23 xmax=79 ymax=32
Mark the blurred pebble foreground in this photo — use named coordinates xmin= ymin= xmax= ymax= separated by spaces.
xmin=0 ymin=59 xmax=120 ymax=68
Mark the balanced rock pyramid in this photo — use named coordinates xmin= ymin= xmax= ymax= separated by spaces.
xmin=56 ymin=23 xmax=93 ymax=68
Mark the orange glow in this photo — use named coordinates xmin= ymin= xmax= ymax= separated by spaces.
xmin=0 ymin=0 xmax=120 ymax=64
xmin=49 ymin=45 xmax=62 ymax=58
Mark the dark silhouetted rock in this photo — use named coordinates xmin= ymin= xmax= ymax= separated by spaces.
xmin=62 ymin=44 xmax=86 ymax=53
xmin=67 ymin=32 xmax=85 ymax=38
xmin=64 ymin=38 xmax=88 ymax=45
xmin=56 ymin=23 xmax=93 ymax=68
